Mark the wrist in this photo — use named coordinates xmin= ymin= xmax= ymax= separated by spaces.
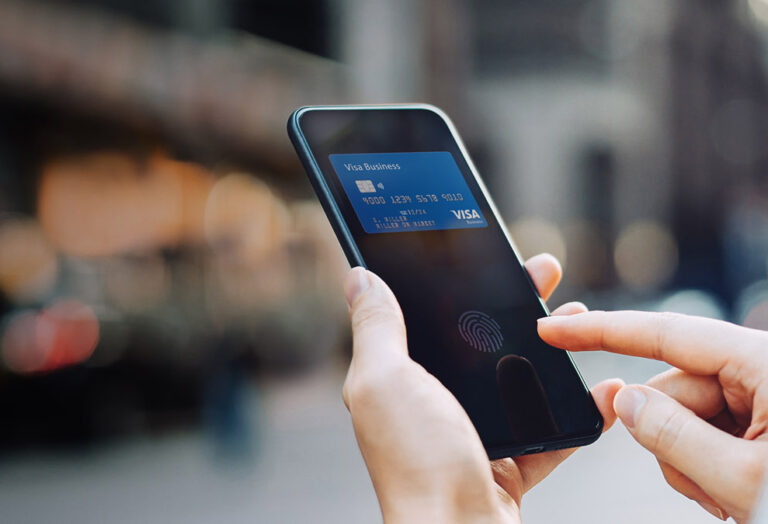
xmin=380 ymin=487 xmax=513 ymax=524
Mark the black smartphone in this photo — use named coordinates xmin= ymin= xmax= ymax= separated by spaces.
xmin=288 ymin=104 xmax=602 ymax=458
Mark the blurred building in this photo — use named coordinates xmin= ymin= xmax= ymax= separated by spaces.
xmin=0 ymin=0 xmax=352 ymax=446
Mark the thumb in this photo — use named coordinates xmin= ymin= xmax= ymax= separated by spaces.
xmin=614 ymin=385 xmax=763 ymax=513
xmin=344 ymin=267 xmax=408 ymax=368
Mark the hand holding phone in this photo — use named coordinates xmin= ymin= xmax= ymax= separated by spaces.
xmin=289 ymin=104 xmax=606 ymax=457
xmin=341 ymin=259 xmax=622 ymax=523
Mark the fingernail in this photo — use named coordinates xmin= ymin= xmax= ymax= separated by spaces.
xmin=699 ymin=502 xmax=727 ymax=521
xmin=614 ymin=387 xmax=646 ymax=429
xmin=344 ymin=267 xmax=370 ymax=306
xmin=537 ymin=316 xmax=559 ymax=324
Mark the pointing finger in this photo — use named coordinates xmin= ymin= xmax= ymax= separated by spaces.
xmin=537 ymin=311 xmax=762 ymax=375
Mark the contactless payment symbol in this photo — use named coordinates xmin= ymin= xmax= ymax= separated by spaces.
xmin=458 ymin=310 xmax=504 ymax=353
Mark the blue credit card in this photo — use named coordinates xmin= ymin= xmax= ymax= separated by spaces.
xmin=329 ymin=151 xmax=488 ymax=234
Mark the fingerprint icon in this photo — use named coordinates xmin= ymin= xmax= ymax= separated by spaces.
xmin=458 ymin=310 xmax=504 ymax=353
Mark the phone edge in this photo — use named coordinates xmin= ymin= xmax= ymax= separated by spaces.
xmin=288 ymin=107 xmax=366 ymax=268
xmin=286 ymin=103 xmax=604 ymax=457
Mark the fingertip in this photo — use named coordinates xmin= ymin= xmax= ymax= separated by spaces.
xmin=551 ymin=301 xmax=589 ymax=316
xmin=536 ymin=315 xmax=567 ymax=341
xmin=344 ymin=266 xmax=371 ymax=307
xmin=537 ymin=312 xmax=603 ymax=352
xmin=613 ymin=385 xmax=647 ymax=430
xmin=591 ymin=378 xmax=625 ymax=431
xmin=526 ymin=253 xmax=562 ymax=277
xmin=525 ymin=253 xmax=562 ymax=301
xmin=594 ymin=377 xmax=626 ymax=397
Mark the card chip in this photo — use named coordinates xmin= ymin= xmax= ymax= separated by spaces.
xmin=355 ymin=180 xmax=376 ymax=193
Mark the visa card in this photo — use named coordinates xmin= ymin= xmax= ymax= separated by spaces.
xmin=329 ymin=151 xmax=488 ymax=234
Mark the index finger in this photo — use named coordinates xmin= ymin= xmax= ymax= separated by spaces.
xmin=537 ymin=310 xmax=762 ymax=374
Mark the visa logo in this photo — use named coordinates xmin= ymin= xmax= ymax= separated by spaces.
xmin=451 ymin=209 xmax=482 ymax=220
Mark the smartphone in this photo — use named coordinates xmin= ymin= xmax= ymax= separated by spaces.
xmin=288 ymin=104 xmax=602 ymax=458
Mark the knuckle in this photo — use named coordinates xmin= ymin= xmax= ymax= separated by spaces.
xmin=343 ymin=361 xmax=406 ymax=410
xmin=652 ymin=407 xmax=690 ymax=454
xmin=343 ymin=378 xmax=375 ymax=412
xmin=651 ymin=312 xmax=679 ymax=361
xmin=348 ymin=381 xmax=384 ymax=411
xmin=341 ymin=375 xmax=352 ymax=410
xmin=351 ymin=301 xmax=402 ymax=332
xmin=592 ymin=310 xmax=609 ymax=350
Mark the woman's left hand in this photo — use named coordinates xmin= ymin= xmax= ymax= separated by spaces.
xmin=342 ymin=254 xmax=623 ymax=523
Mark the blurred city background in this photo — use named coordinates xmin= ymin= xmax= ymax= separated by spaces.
xmin=0 ymin=0 xmax=766 ymax=522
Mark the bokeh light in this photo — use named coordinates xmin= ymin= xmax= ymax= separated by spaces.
xmin=1 ymin=310 xmax=46 ymax=373
xmin=1 ymin=299 xmax=99 ymax=374
xmin=749 ymin=0 xmax=768 ymax=25
xmin=508 ymin=218 xmax=567 ymax=268
xmin=736 ymin=280 xmax=768 ymax=331
xmin=654 ymin=289 xmax=726 ymax=320
xmin=0 ymin=217 xmax=58 ymax=304
xmin=614 ymin=220 xmax=678 ymax=291
xmin=38 ymin=152 xmax=214 ymax=257
xmin=204 ymin=173 xmax=290 ymax=263
xmin=204 ymin=173 xmax=294 ymax=318
xmin=744 ymin=301 xmax=768 ymax=330
xmin=36 ymin=299 xmax=100 ymax=371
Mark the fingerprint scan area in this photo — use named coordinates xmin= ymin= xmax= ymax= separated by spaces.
xmin=458 ymin=310 xmax=504 ymax=353
xmin=329 ymin=151 xmax=488 ymax=234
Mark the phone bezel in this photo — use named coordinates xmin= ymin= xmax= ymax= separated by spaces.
xmin=287 ymin=104 xmax=603 ymax=458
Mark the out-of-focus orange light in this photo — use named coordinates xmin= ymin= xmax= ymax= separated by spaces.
xmin=1 ymin=300 xmax=99 ymax=374
xmin=37 ymin=152 xmax=214 ymax=257
xmin=204 ymin=173 xmax=290 ymax=262
xmin=0 ymin=217 xmax=58 ymax=304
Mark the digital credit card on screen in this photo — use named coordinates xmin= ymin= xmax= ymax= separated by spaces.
xmin=328 ymin=151 xmax=488 ymax=234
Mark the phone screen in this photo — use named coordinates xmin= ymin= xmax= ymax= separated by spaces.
xmin=297 ymin=107 xmax=601 ymax=456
